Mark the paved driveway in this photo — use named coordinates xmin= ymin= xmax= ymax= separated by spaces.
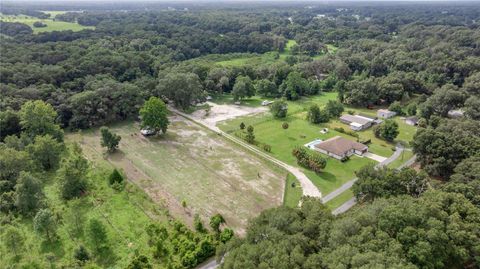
xmin=363 ymin=152 xmax=387 ymax=162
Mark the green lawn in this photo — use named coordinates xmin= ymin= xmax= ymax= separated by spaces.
xmin=325 ymin=189 xmax=354 ymax=210
xmin=387 ymin=149 xmax=415 ymax=169
xmin=283 ymin=173 xmax=303 ymax=208
xmin=0 ymin=13 xmax=94 ymax=33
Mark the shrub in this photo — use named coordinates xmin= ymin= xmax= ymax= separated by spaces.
xmin=292 ymin=146 xmax=327 ymax=173
xmin=108 ymin=169 xmax=124 ymax=185
xmin=334 ymin=127 xmax=345 ymax=133
xmin=239 ymin=122 xmax=245 ymax=130
xmin=263 ymin=144 xmax=272 ymax=152
xmin=282 ymin=122 xmax=289 ymax=129
xmin=74 ymin=245 xmax=90 ymax=263
xmin=220 ymin=228 xmax=234 ymax=243
xmin=270 ymin=100 xmax=288 ymax=118
xmin=245 ymin=125 xmax=255 ymax=144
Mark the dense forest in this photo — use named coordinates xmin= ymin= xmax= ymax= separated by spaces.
xmin=1 ymin=1 xmax=480 ymax=268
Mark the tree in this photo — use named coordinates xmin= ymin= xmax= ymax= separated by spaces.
xmin=0 ymin=110 xmax=21 ymax=141
xmin=157 ymin=73 xmax=204 ymax=110
xmin=74 ymin=245 xmax=90 ymax=263
xmin=219 ymin=228 xmax=234 ymax=243
xmin=239 ymin=122 xmax=245 ymax=130
xmin=34 ymin=209 xmax=56 ymax=242
xmin=255 ymin=79 xmax=277 ymax=97
xmin=26 ymin=135 xmax=63 ymax=171
xmin=463 ymin=96 xmax=480 ymax=120
xmin=209 ymin=214 xmax=225 ymax=232
xmin=15 ymin=172 xmax=44 ymax=215
xmin=194 ymin=214 xmax=206 ymax=233
xmin=419 ymin=84 xmax=466 ymax=118
xmin=324 ymin=100 xmax=344 ymax=118
xmin=139 ymin=97 xmax=169 ymax=135
xmin=353 ymin=165 xmax=429 ymax=202
xmin=65 ymin=198 xmax=87 ymax=237
xmin=3 ymin=226 xmax=25 ymax=257
xmin=19 ymin=100 xmax=63 ymax=142
xmin=127 ymin=255 xmax=153 ymax=269
xmin=281 ymin=71 xmax=308 ymax=100
xmin=100 ymin=127 xmax=121 ymax=153
xmin=270 ymin=100 xmax=288 ymax=118
xmin=58 ymin=147 xmax=89 ymax=200
xmin=307 ymin=104 xmax=330 ymax=124
xmin=87 ymin=218 xmax=108 ymax=253
xmin=406 ymin=103 xmax=417 ymax=116
xmin=0 ymin=147 xmax=32 ymax=190
xmin=232 ymin=76 xmax=254 ymax=101
xmin=374 ymin=119 xmax=399 ymax=142
xmin=245 ymin=125 xmax=255 ymax=144
xmin=388 ymin=101 xmax=404 ymax=116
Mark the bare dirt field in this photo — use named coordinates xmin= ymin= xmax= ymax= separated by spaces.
xmin=191 ymin=102 xmax=267 ymax=127
xmin=67 ymin=116 xmax=285 ymax=234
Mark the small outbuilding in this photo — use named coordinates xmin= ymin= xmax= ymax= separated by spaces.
xmin=314 ymin=136 xmax=368 ymax=160
xmin=405 ymin=116 xmax=419 ymax=126
xmin=377 ymin=109 xmax=396 ymax=119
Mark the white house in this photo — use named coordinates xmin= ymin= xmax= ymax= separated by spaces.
xmin=314 ymin=136 xmax=368 ymax=160
xmin=377 ymin=109 xmax=396 ymax=119
xmin=339 ymin=114 xmax=374 ymax=131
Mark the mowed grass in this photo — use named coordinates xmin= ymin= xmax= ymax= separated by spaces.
xmin=218 ymin=92 xmax=379 ymax=195
xmin=0 ymin=13 xmax=94 ymax=33
xmin=67 ymin=118 xmax=286 ymax=233
xmin=325 ymin=189 xmax=354 ymax=210
xmin=283 ymin=173 xmax=303 ymax=208
xmin=218 ymin=91 xmax=418 ymax=197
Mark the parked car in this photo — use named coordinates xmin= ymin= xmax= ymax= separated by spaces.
xmin=140 ymin=128 xmax=156 ymax=136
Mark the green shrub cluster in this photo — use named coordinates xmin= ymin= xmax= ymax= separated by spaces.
xmin=292 ymin=146 xmax=327 ymax=173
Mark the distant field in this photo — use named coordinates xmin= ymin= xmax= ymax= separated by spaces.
xmin=215 ymin=39 xmax=337 ymax=67
xmin=0 ymin=13 xmax=94 ymax=33
xmin=67 ymin=117 xmax=285 ymax=233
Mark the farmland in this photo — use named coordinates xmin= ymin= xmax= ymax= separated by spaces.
xmin=0 ymin=13 xmax=94 ymax=33
xmin=67 ymin=116 xmax=286 ymax=234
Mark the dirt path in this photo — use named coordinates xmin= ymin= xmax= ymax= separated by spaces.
xmin=171 ymin=107 xmax=322 ymax=199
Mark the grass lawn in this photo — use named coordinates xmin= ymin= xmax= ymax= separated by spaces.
xmin=387 ymin=149 xmax=415 ymax=169
xmin=283 ymin=173 xmax=303 ymax=208
xmin=325 ymin=189 xmax=354 ymax=210
xmin=67 ymin=118 xmax=285 ymax=233
xmin=218 ymin=92 xmax=378 ymax=195
xmin=0 ymin=13 xmax=94 ymax=33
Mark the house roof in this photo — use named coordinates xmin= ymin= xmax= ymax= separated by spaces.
xmin=406 ymin=116 xmax=418 ymax=122
xmin=314 ymin=136 xmax=367 ymax=156
xmin=378 ymin=109 xmax=395 ymax=114
xmin=340 ymin=114 xmax=373 ymax=125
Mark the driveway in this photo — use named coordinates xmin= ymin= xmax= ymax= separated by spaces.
xmin=363 ymin=152 xmax=387 ymax=162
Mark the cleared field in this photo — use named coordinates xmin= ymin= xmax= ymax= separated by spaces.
xmin=67 ymin=116 xmax=285 ymax=233
xmin=0 ymin=13 xmax=94 ymax=33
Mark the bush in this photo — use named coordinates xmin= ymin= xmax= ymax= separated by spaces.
xmin=219 ymin=228 xmax=234 ymax=243
xmin=108 ymin=169 xmax=124 ymax=185
xmin=74 ymin=245 xmax=90 ymax=263
xmin=292 ymin=146 xmax=327 ymax=173
xmin=33 ymin=21 xmax=47 ymax=28
xmin=263 ymin=144 xmax=272 ymax=152
xmin=334 ymin=127 xmax=345 ymax=133
xmin=239 ymin=122 xmax=245 ymax=130
xmin=282 ymin=122 xmax=289 ymax=129
xmin=270 ymin=100 xmax=288 ymax=118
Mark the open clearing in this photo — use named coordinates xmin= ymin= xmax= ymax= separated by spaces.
xmin=191 ymin=101 xmax=267 ymax=126
xmin=67 ymin=116 xmax=285 ymax=234
xmin=0 ymin=13 xmax=94 ymax=33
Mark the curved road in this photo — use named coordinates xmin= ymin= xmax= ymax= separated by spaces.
xmin=170 ymin=108 xmax=322 ymax=199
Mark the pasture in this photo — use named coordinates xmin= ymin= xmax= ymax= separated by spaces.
xmin=67 ymin=116 xmax=286 ymax=233
xmin=0 ymin=13 xmax=94 ymax=33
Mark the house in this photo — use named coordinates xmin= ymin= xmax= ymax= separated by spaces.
xmin=377 ymin=109 xmax=396 ymax=119
xmin=314 ymin=136 xmax=368 ymax=160
xmin=339 ymin=114 xmax=374 ymax=131
xmin=405 ymin=116 xmax=419 ymax=126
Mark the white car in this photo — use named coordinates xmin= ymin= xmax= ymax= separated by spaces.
xmin=140 ymin=128 xmax=156 ymax=136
